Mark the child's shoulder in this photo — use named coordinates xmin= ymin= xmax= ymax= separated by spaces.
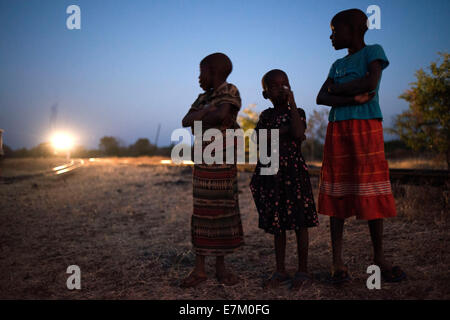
xmin=332 ymin=44 xmax=387 ymax=65
xmin=363 ymin=43 xmax=386 ymax=57
xmin=259 ymin=107 xmax=306 ymax=118
xmin=219 ymin=82 xmax=240 ymax=96
xmin=255 ymin=107 xmax=273 ymax=124
xmin=366 ymin=43 xmax=385 ymax=51
xmin=364 ymin=44 xmax=389 ymax=68
xmin=259 ymin=107 xmax=274 ymax=117
xmin=296 ymin=107 xmax=306 ymax=118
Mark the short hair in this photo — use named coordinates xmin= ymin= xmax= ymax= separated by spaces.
xmin=200 ymin=53 xmax=233 ymax=79
xmin=261 ymin=69 xmax=289 ymax=89
xmin=331 ymin=8 xmax=368 ymax=36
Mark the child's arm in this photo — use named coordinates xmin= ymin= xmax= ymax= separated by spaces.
xmin=279 ymin=122 xmax=306 ymax=140
xmin=278 ymin=125 xmax=290 ymax=136
xmin=201 ymin=103 xmax=235 ymax=127
xmin=182 ymin=108 xmax=209 ymax=128
xmin=327 ymin=60 xmax=383 ymax=96
xmin=316 ymin=78 xmax=375 ymax=107
xmin=286 ymin=91 xmax=306 ymax=141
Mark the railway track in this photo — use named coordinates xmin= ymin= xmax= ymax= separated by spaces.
xmin=51 ymin=159 xmax=85 ymax=175
xmin=307 ymin=166 xmax=449 ymax=186
xmin=238 ymin=164 xmax=448 ymax=186
xmin=1 ymin=159 xmax=447 ymax=186
xmin=1 ymin=159 xmax=85 ymax=184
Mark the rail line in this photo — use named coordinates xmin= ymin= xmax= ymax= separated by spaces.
xmin=306 ymin=166 xmax=449 ymax=186
xmin=237 ymin=164 xmax=448 ymax=186
xmin=2 ymin=159 xmax=447 ymax=186
xmin=1 ymin=159 xmax=85 ymax=184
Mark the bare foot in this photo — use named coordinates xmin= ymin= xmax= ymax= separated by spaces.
xmin=290 ymin=271 xmax=312 ymax=290
xmin=263 ymin=271 xmax=291 ymax=288
xmin=216 ymin=269 xmax=240 ymax=286
xmin=332 ymin=263 xmax=348 ymax=274
xmin=330 ymin=264 xmax=350 ymax=285
xmin=374 ymin=258 xmax=393 ymax=271
xmin=180 ymin=270 xmax=207 ymax=288
xmin=375 ymin=259 xmax=406 ymax=282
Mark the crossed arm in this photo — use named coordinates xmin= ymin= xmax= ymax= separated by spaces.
xmin=316 ymin=60 xmax=383 ymax=107
xmin=182 ymin=103 xmax=234 ymax=128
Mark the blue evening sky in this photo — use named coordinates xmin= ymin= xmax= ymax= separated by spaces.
xmin=1 ymin=0 xmax=449 ymax=149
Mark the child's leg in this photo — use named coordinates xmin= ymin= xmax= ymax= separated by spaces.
xmin=330 ymin=217 xmax=347 ymax=272
xmin=195 ymin=254 xmax=207 ymax=275
xmin=274 ymin=231 xmax=287 ymax=274
xmin=180 ymin=254 xmax=207 ymax=288
xmin=215 ymin=256 xmax=239 ymax=286
xmin=295 ymin=228 xmax=308 ymax=273
xmin=368 ymin=218 xmax=406 ymax=281
xmin=262 ymin=231 xmax=291 ymax=288
xmin=291 ymin=228 xmax=312 ymax=289
xmin=368 ymin=219 xmax=392 ymax=269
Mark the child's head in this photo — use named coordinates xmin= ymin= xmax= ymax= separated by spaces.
xmin=261 ymin=69 xmax=291 ymax=105
xmin=330 ymin=9 xmax=368 ymax=50
xmin=199 ymin=53 xmax=232 ymax=91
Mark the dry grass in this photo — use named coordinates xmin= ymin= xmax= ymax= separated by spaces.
xmin=387 ymin=158 xmax=447 ymax=170
xmin=0 ymin=157 xmax=68 ymax=177
xmin=307 ymin=158 xmax=447 ymax=170
xmin=0 ymin=157 xmax=448 ymax=299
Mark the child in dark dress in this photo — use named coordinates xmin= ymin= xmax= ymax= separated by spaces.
xmin=250 ymin=69 xmax=319 ymax=289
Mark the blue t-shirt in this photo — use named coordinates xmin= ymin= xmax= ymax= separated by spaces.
xmin=327 ymin=44 xmax=389 ymax=122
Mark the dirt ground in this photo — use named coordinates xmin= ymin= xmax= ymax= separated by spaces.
xmin=0 ymin=158 xmax=448 ymax=299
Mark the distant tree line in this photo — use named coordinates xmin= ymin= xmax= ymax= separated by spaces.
xmin=3 ymin=53 xmax=447 ymax=167
xmin=2 ymin=137 xmax=173 ymax=158
xmin=236 ymin=52 xmax=449 ymax=168
xmin=237 ymin=105 xmax=417 ymax=162
xmin=389 ymin=52 xmax=449 ymax=169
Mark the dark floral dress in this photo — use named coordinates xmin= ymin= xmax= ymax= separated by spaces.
xmin=250 ymin=107 xmax=319 ymax=234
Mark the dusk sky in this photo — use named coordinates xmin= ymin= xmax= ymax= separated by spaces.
xmin=1 ymin=0 xmax=449 ymax=149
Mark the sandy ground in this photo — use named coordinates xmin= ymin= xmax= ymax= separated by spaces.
xmin=0 ymin=158 xmax=448 ymax=299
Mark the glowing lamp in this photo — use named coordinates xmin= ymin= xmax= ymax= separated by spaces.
xmin=51 ymin=132 xmax=75 ymax=151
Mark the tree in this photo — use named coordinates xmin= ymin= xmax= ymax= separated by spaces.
xmin=237 ymin=104 xmax=259 ymax=153
xmin=302 ymin=109 xmax=329 ymax=161
xmin=29 ymin=142 xmax=53 ymax=157
xmin=71 ymin=145 xmax=88 ymax=158
xmin=390 ymin=52 xmax=450 ymax=169
xmin=237 ymin=104 xmax=259 ymax=131
xmin=1 ymin=144 xmax=13 ymax=158
xmin=99 ymin=136 xmax=121 ymax=156
xmin=129 ymin=138 xmax=156 ymax=156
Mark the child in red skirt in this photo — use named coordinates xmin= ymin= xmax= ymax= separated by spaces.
xmin=316 ymin=9 xmax=406 ymax=284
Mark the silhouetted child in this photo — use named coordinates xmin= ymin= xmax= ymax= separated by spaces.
xmin=180 ymin=53 xmax=244 ymax=288
xmin=316 ymin=9 xmax=406 ymax=284
xmin=250 ymin=69 xmax=319 ymax=290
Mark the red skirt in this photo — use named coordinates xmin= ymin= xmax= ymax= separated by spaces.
xmin=318 ymin=119 xmax=396 ymax=220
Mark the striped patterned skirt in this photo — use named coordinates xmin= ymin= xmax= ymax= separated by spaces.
xmin=318 ymin=119 xmax=396 ymax=220
xmin=191 ymin=162 xmax=244 ymax=256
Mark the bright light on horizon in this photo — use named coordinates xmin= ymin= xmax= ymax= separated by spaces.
xmin=51 ymin=132 xmax=75 ymax=151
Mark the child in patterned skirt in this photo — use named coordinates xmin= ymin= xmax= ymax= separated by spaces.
xmin=180 ymin=53 xmax=244 ymax=288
